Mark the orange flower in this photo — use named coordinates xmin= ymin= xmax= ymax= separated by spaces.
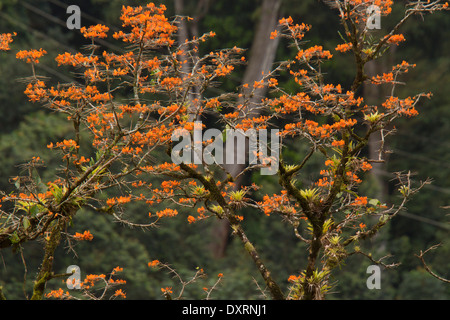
xmin=161 ymin=77 xmax=183 ymax=90
xmin=113 ymin=289 xmax=126 ymax=298
xmin=161 ymin=180 xmax=181 ymax=193
xmin=335 ymin=42 xmax=353 ymax=53
xmin=73 ymin=230 xmax=94 ymax=241
xmin=56 ymin=139 xmax=79 ymax=150
xmin=154 ymin=208 xmax=178 ymax=218
xmin=0 ymin=32 xmax=16 ymax=51
xmin=148 ymin=260 xmax=160 ymax=267
xmin=386 ymin=34 xmax=405 ymax=45
xmin=270 ymin=30 xmax=278 ymax=39
xmin=111 ymin=266 xmax=123 ymax=274
xmin=268 ymin=78 xmax=278 ymax=88
xmin=361 ymin=161 xmax=372 ymax=171
xmin=81 ymin=274 xmax=106 ymax=289
xmin=187 ymin=215 xmax=196 ymax=224
xmin=351 ymin=196 xmax=368 ymax=206
xmin=371 ymin=72 xmax=394 ymax=84
xmin=55 ymin=52 xmax=99 ymax=67
xmin=80 ymin=24 xmax=109 ymax=39
xmin=161 ymin=287 xmax=173 ymax=294
xmin=73 ymin=156 xmax=90 ymax=166
xmin=215 ymin=64 xmax=234 ymax=77
xmin=316 ymin=177 xmax=333 ymax=187
xmin=279 ymin=17 xmax=294 ymax=25
xmin=113 ymin=4 xmax=177 ymax=47
xmin=16 ymin=48 xmax=47 ymax=64
xmin=45 ymin=288 xmax=70 ymax=299
xmin=24 ymin=80 xmax=47 ymax=102
xmin=331 ymin=140 xmax=345 ymax=147
xmin=287 ymin=275 xmax=301 ymax=282
xmin=296 ymin=45 xmax=332 ymax=61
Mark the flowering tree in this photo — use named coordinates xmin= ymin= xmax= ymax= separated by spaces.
xmin=0 ymin=1 xmax=448 ymax=300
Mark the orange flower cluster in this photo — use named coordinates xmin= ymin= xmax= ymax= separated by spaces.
xmin=141 ymin=162 xmax=181 ymax=173
xmin=351 ymin=196 xmax=368 ymax=206
xmin=270 ymin=93 xmax=311 ymax=114
xmin=382 ymin=96 xmax=420 ymax=117
xmin=287 ymin=274 xmax=303 ymax=283
xmin=152 ymin=208 xmax=178 ymax=218
xmin=55 ymin=52 xmax=99 ymax=67
xmin=317 ymin=160 xmax=335 ymax=187
xmin=119 ymin=103 xmax=150 ymax=115
xmin=82 ymin=274 xmax=106 ymax=289
xmin=187 ymin=215 xmax=196 ymax=224
xmin=161 ymin=287 xmax=173 ymax=295
xmin=316 ymin=176 xmax=334 ymax=187
xmin=113 ymin=3 xmax=177 ymax=47
xmin=371 ymin=72 xmax=394 ymax=84
xmin=149 ymin=180 xmax=181 ymax=202
xmin=130 ymin=124 xmax=174 ymax=149
xmin=141 ymin=55 xmax=161 ymax=72
xmin=318 ymin=158 xmax=368 ymax=188
xmin=270 ymin=30 xmax=279 ymax=40
xmin=0 ymin=32 xmax=16 ymax=51
xmin=73 ymin=230 xmax=94 ymax=241
xmin=386 ymin=34 xmax=405 ymax=45
xmin=296 ymin=45 xmax=332 ymax=61
xmin=346 ymin=171 xmax=362 ymax=184
xmin=289 ymin=118 xmax=357 ymax=139
xmin=259 ymin=190 xmax=295 ymax=216
xmin=3 ymin=190 xmax=48 ymax=205
xmin=331 ymin=140 xmax=345 ymax=147
xmin=113 ymin=289 xmax=126 ymax=299
xmin=235 ymin=115 xmax=271 ymax=131
xmin=342 ymin=0 xmax=393 ymax=24
xmin=160 ymin=77 xmax=183 ymax=90
xmin=24 ymin=80 xmax=47 ymax=102
xmin=45 ymin=288 xmax=70 ymax=299
xmin=391 ymin=60 xmax=416 ymax=74
xmin=48 ymin=139 xmax=79 ymax=151
xmin=335 ymin=42 xmax=353 ymax=53
xmin=80 ymin=24 xmax=109 ymax=39
xmin=361 ymin=161 xmax=372 ymax=171
xmin=106 ymin=195 xmax=132 ymax=207
xmin=187 ymin=207 xmax=211 ymax=224
xmin=16 ymin=48 xmax=47 ymax=64
xmin=278 ymin=17 xmax=311 ymax=40
xmin=205 ymin=98 xmax=221 ymax=110
xmin=148 ymin=260 xmax=160 ymax=268
xmin=215 ymin=64 xmax=234 ymax=77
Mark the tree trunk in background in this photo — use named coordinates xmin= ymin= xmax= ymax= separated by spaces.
xmin=364 ymin=59 xmax=387 ymax=202
xmin=174 ymin=0 xmax=210 ymax=118
xmin=363 ymin=45 xmax=397 ymax=203
xmin=211 ymin=0 xmax=283 ymax=258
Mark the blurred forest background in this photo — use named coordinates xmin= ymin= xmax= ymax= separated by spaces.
xmin=0 ymin=0 xmax=449 ymax=299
